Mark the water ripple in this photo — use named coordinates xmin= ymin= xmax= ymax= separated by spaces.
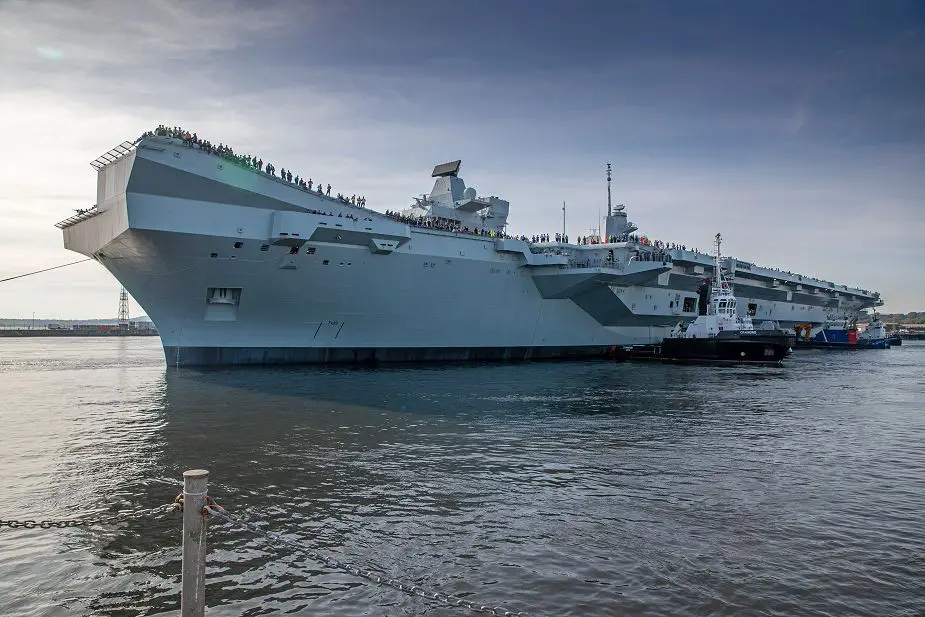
xmin=1 ymin=339 xmax=924 ymax=616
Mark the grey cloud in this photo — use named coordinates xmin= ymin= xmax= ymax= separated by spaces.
xmin=0 ymin=0 xmax=922 ymax=314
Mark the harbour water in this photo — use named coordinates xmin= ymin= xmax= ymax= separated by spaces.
xmin=1 ymin=338 xmax=923 ymax=616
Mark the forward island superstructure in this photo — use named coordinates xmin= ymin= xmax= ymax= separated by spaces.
xmin=58 ymin=131 xmax=882 ymax=366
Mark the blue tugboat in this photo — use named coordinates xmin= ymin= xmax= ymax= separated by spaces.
xmin=794 ymin=314 xmax=891 ymax=350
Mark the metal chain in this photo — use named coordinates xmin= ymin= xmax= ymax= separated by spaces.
xmin=204 ymin=505 xmax=526 ymax=617
xmin=0 ymin=502 xmax=181 ymax=529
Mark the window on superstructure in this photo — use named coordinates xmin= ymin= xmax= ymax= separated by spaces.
xmin=233 ymin=241 xmax=243 ymax=249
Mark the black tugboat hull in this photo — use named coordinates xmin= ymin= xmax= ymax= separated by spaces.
xmin=631 ymin=333 xmax=793 ymax=365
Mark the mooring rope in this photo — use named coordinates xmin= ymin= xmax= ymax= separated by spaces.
xmin=0 ymin=259 xmax=93 ymax=284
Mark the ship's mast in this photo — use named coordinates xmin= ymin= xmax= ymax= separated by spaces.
xmin=562 ymin=201 xmax=566 ymax=242
xmin=606 ymin=162 xmax=612 ymax=218
xmin=713 ymin=233 xmax=725 ymax=295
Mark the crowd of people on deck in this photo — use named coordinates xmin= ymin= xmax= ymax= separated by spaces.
xmin=142 ymin=126 xmax=368 ymax=208
xmin=383 ymin=210 xmax=532 ymax=241
xmin=530 ymin=233 xmax=571 ymax=243
xmin=298 ymin=206 xmax=373 ymax=222
xmin=578 ymin=233 xmax=632 ymax=245
xmin=378 ymin=208 xmax=688 ymax=261
xmin=633 ymin=248 xmax=672 ymax=262
xmin=141 ymin=129 xmax=859 ymax=280
xmin=574 ymin=233 xmax=693 ymax=250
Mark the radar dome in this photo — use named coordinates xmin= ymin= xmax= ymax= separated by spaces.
xmin=463 ymin=187 xmax=476 ymax=200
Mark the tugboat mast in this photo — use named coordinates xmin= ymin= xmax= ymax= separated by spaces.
xmin=709 ymin=233 xmax=731 ymax=317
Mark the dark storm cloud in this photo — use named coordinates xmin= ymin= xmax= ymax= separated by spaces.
xmin=203 ymin=0 xmax=925 ymax=153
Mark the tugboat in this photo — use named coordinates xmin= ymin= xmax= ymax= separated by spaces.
xmin=631 ymin=233 xmax=793 ymax=365
xmin=793 ymin=313 xmax=891 ymax=349
xmin=859 ymin=313 xmax=893 ymax=348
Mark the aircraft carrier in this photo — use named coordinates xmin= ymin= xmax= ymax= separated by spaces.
xmin=58 ymin=132 xmax=882 ymax=366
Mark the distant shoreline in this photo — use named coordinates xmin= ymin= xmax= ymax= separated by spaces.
xmin=0 ymin=329 xmax=158 ymax=338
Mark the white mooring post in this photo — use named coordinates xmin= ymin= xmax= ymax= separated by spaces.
xmin=181 ymin=469 xmax=209 ymax=617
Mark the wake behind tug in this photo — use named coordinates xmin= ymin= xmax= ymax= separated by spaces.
xmin=628 ymin=233 xmax=794 ymax=365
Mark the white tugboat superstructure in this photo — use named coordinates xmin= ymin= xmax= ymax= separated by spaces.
xmin=672 ymin=233 xmax=756 ymax=339
xmin=638 ymin=232 xmax=795 ymax=365
xmin=859 ymin=312 xmax=888 ymax=344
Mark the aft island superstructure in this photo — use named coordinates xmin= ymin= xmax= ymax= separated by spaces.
xmin=58 ymin=132 xmax=882 ymax=366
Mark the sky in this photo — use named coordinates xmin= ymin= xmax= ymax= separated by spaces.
xmin=0 ymin=0 xmax=923 ymax=317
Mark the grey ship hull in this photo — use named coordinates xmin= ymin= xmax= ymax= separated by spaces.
xmin=94 ymin=224 xmax=643 ymax=367
xmin=60 ymin=137 xmax=881 ymax=366
xmin=62 ymin=140 xmax=662 ymax=366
